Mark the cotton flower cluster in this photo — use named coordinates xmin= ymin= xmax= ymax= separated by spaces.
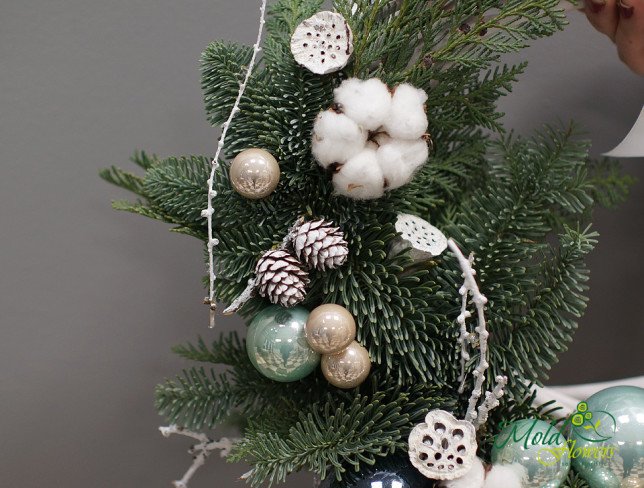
xmin=311 ymin=77 xmax=429 ymax=200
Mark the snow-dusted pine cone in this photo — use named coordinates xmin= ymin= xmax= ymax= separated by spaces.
xmin=293 ymin=219 xmax=349 ymax=271
xmin=255 ymin=249 xmax=310 ymax=307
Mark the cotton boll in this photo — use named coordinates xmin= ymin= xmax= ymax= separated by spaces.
xmin=365 ymin=140 xmax=379 ymax=151
xmin=440 ymin=457 xmax=486 ymax=488
xmin=312 ymin=110 xmax=367 ymax=168
xmin=332 ymin=148 xmax=384 ymax=200
xmin=334 ymin=78 xmax=392 ymax=131
xmin=483 ymin=463 xmax=526 ymax=488
xmin=383 ymin=83 xmax=428 ymax=140
xmin=372 ymin=132 xmax=392 ymax=146
xmin=376 ymin=137 xmax=429 ymax=190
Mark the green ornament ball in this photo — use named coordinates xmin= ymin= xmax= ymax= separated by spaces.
xmin=246 ymin=305 xmax=320 ymax=382
xmin=569 ymin=386 xmax=644 ymax=488
xmin=491 ymin=418 xmax=570 ymax=488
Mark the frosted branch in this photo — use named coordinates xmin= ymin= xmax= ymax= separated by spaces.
xmin=222 ymin=277 xmax=257 ymax=315
xmin=474 ymin=375 xmax=508 ymax=429
xmin=447 ymin=238 xmax=506 ymax=429
xmin=204 ymin=0 xmax=268 ymax=328
xmin=160 ymin=425 xmax=239 ymax=488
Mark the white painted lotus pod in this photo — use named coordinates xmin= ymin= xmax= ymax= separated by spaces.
xmin=390 ymin=213 xmax=448 ymax=262
xmin=408 ymin=410 xmax=477 ymax=480
xmin=290 ymin=11 xmax=353 ymax=75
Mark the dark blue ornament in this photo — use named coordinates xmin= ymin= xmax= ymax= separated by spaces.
xmin=319 ymin=457 xmax=435 ymax=488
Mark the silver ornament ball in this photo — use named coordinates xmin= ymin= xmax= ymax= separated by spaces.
xmin=230 ymin=148 xmax=280 ymax=199
xmin=305 ymin=303 xmax=356 ymax=354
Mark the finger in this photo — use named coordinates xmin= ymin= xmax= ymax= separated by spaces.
xmin=615 ymin=0 xmax=644 ymax=74
xmin=583 ymin=0 xmax=620 ymax=40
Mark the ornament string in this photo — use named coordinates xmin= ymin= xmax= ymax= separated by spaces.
xmin=447 ymin=238 xmax=507 ymax=429
xmin=159 ymin=425 xmax=239 ymax=488
xmin=202 ymin=0 xmax=268 ymax=328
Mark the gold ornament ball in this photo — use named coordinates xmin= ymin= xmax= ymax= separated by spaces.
xmin=230 ymin=148 xmax=280 ymax=199
xmin=321 ymin=341 xmax=371 ymax=389
xmin=305 ymin=304 xmax=356 ymax=354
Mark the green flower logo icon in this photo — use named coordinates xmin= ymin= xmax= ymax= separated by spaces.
xmin=569 ymin=401 xmax=615 ymax=442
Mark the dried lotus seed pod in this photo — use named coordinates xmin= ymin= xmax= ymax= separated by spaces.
xmin=390 ymin=213 xmax=448 ymax=263
xmin=408 ymin=410 xmax=477 ymax=480
xmin=290 ymin=11 xmax=353 ymax=75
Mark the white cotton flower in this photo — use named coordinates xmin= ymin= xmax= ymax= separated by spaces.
xmin=311 ymin=110 xmax=367 ymax=168
xmin=383 ymin=83 xmax=428 ymax=140
xmin=483 ymin=463 xmax=526 ymax=488
xmin=440 ymin=457 xmax=485 ymax=488
xmin=376 ymin=136 xmax=428 ymax=190
xmin=334 ymin=78 xmax=392 ymax=131
xmin=332 ymin=147 xmax=384 ymax=199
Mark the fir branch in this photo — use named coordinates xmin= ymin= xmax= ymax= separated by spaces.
xmin=130 ymin=150 xmax=158 ymax=170
xmin=172 ymin=333 xmax=247 ymax=367
xmin=201 ymin=42 xmax=255 ymax=126
xmin=99 ymin=166 xmax=146 ymax=195
xmin=230 ymin=382 xmax=455 ymax=486
xmin=110 ymin=200 xmax=170 ymax=222
xmin=586 ymin=157 xmax=636 ymax=209
xmin=143 ymin=155 xmax=210 ymax=224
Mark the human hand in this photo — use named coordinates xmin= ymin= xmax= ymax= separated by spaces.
xmin=582 ymin=0 xmax=644 ymax=74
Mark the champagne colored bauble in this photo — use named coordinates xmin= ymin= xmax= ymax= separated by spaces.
xmin=305 ymin=304 xmax=356 ymax=354
xmin=321 ymin=341 xmax=371 ymax=389
xmin=491 ymin=418 xmax=570 ymax=488
xmin=229 ymin=148 xmax=280 ymax=199
xmin=569 ymin=386 xmax=644 ymax=488
xmin=246 ymin=305 xmax=319 ymax=382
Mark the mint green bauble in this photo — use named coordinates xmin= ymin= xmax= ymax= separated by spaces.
xmin=491 ymin=418 xmax=570 ymax=488
xmin=247 ymin=305 xmax=320 ymax=382
xmin=569 ymin=386 xmax=644 ymax=488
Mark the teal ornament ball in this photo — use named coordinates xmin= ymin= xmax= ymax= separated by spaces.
xmin=246 ymin=305 xmax=320 ymax=382
xmin=569 ymin=386 xmax=644 ymax=488
xmin=491 ymin=418 xmax=570 ymax=488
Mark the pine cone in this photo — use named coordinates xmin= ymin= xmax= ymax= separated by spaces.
xmin=255 ymin=250 xmax=309 ymax=307
xmin=293 ymin=219 xmax=349 ymax=271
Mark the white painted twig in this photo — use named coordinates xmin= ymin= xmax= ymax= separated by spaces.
xmin=160 ymin=425 xmax=239 ymax=488
xmin=474 ymin=375 xmax=507 ymax=429
xmin=456 ymin=254 xmax=474 ymax=394
xmin=203 ymin=0 xmax=268 ymax=328
xmin=447 ymin=238 xmax=506 ymax=429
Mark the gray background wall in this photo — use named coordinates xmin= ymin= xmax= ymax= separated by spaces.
xmin=1 ymin=1 xmax=642 ymax=487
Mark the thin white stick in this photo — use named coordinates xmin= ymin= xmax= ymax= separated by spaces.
xmin=456 ymin=256 xmax=473 ymax=394
xmin=448 ymin=238 xmax=506 ymax=428
xmin=202 ymin=0 xmax=268 ymax=328
xmin=160 ymin=425 xmax=239 ymax=488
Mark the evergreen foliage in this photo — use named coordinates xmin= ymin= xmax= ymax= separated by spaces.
xmin=102 ymin=0 xmax=633 ymax=486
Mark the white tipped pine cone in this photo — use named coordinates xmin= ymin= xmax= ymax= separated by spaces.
xmin=293 ymin=219 xmax=349 ymax=271
xmin=255 ymin=249 xmax=310 ymax=307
